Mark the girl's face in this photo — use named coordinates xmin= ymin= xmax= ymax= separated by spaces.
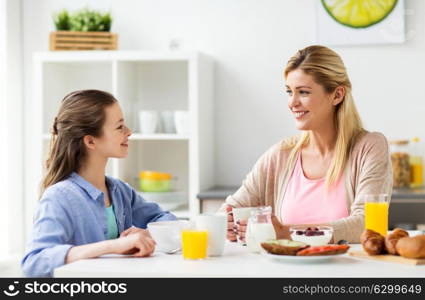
xmin=285 ymin=69 xmax=340 ymax=131
xmin=94 ymin=102 xmax=132 ymax=159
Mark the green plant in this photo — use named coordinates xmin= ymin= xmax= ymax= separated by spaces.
xmin=52 ymin=8 xmax=112 ymax=32
xmin=53 ymin=9 xmax=71 ymax=31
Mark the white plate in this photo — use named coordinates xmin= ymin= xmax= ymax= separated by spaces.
xmin=261 ymin=251 xmax=345 ymax=263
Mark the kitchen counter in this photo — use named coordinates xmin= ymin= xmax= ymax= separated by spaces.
xmin=197 ymin=186 xmax=239 ymax=200
xmin=392 ymin=187 xmax=425 ymax=202
xmin=54 ymin=241 xmax=425 ymax=278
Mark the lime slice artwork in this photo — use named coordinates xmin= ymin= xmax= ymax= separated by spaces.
xmin=321 ymin=0 xmax=398 ymax=29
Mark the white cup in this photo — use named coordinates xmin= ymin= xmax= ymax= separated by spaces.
xmin=139 ymin=110 xmax=158 ymax=134
xmin=160 ymin=111 xmax=176 ymax=133
xmin=147 ymin=220 xmax=189 ymax=253
xmin=232 ymin=207 xmax=257 ymax=245
xmin=174 ymin=111 xmax=190 ymax=135
xmin=194 ymin=214 xmax=227 ymax=256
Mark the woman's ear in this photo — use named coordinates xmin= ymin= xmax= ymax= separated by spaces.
xmin=83 ymin=135 xmax=96 ymax=150
xmin=332 ymin=86 xmax=345 ymax=106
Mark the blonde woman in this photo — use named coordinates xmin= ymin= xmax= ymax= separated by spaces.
xmin=225 ymin=45 xmax=392 ymax=244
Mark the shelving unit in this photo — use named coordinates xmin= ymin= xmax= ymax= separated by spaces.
xmin=27 ymin=51 xmax=214 ymax=235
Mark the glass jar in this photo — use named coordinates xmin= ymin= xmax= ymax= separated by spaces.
xmin=246 ymin=206 xmax=276 ymax=253
xmin=390 ymin=140 xmax=411 ymax=188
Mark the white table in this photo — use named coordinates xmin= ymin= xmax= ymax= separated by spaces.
xmin=54 ymin=242 xmax=425 ymax=278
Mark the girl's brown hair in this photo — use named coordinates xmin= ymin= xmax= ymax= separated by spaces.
xmin=284 ymin=45 xmax=365 ymax=186
xmin=41 ymin=89 xmax=117 ymax=195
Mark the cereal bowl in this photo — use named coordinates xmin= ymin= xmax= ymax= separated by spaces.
xmin=290 ymin=226 xmax=333 ymax=246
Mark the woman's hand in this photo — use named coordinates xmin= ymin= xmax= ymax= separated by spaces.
xmin=115 ymin=230 xmax=156 ymax=257
xmin=236 ymin=216 xmax=291 ymax=243
xmin=236 ymin=219 xmax=248 ymax=243
xmin=226 ymin=205 xmax=247 ymax=243
xmin=227 ymin=207 xmax=291 ymax=243
xmin=271 ymin=215 xmax=291 ymax=239
xmin=226 ymin=205 xmax=237 ymax=242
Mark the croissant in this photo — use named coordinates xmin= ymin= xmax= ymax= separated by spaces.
xmin=396 ymin=235 xmax=425 ymax=259
xmin=360 ymin=229 xmax=385 ymax=255
xmin=384 ymin=228 xmax=409 ymax=255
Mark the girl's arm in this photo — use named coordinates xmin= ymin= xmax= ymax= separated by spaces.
xmin=66 ymin=230 xmax=155 ymax=263
xmin=128 ymin=184 xmax=177 ymax=228
xmin=22 ymin=192 xmax=155 ymax=277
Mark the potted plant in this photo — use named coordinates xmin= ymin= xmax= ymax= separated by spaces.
xmin=50 ymin=8 xmax=117 ymax=51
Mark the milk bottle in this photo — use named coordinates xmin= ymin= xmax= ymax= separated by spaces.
xmin=246 ymin=206 xmax=276 ymax=253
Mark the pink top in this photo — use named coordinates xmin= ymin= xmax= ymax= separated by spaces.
xmin=281 ymin=153 xmax=349 ymax=224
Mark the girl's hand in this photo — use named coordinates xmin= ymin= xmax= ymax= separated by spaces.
xmin=271 ymin=215 xmax=291 ymax=239
xmin=226 ymin=205 xmax=237 ymax=242
xmin=115 ymin=230 xmax=156 ymax=257
xmin=120 ymin=226 xmax=145 ymax=238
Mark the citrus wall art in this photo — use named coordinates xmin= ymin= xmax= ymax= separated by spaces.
xmin=317 ymin=0 xmax=405 ymax=45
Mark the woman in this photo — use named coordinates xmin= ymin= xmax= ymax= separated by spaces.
xmin=22 ymin=90 xmax=176 ymax=277
xmin=225 ymin=45 xmax=392 ymax=244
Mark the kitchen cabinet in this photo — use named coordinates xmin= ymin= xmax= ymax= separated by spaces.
xmin=26 ymin=51 xmax=214 ymax=236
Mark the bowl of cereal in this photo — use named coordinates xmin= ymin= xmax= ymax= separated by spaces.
xmin=290 ymin=226 xmax=333 ymax=246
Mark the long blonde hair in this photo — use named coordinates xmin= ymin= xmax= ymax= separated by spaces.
xmin=284 ymin=45 xmax=365 ymax=186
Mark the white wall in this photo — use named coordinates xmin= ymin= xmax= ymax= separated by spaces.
xmin=0 ymin=0 xmax=8 ymax=257
xmin=1 ymin=0 xmax=24 ymax=257
xmin=22 ymin=0 xmax=425 ymax=190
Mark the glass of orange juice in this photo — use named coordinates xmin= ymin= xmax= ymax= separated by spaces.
xmin=181 ymin=230 xmax=208 ymax=260
xmin=364 ymin=194 xmax=389 ymax=236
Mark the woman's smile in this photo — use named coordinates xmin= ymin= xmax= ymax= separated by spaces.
xmin=293 ymin=110 xmax=309 ymax=119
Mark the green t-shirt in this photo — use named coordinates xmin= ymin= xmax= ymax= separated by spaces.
xmin=105 ymin=205 xmax=118 ymax=239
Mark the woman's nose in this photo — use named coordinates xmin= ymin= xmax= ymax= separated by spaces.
xmin=126 ymin=126 xmax=132 ymax=136
xmin=288 ymin=94 xmax=300 ymax=108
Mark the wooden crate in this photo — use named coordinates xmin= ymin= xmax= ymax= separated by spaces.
xmin=49 ymin=31 xmax=118 ymax=51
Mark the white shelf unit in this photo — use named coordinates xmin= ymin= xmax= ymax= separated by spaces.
xmin=27 ymin=51 xmax=214 ymax=236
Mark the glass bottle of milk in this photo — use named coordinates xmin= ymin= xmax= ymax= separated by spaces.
xmin=246 ymin=206 xmax=276 ymax=253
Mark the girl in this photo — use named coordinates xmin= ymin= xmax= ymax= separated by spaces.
xmin=225 ymin=45 xmax=392 ymax=244
xmin=22 ymin=90 xmax=177 ymax=277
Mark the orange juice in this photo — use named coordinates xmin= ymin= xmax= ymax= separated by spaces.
xmin=365 ymin=202 xmax=388 ymax=236
xmin=181 ymin=230 xmax=208 ymax=260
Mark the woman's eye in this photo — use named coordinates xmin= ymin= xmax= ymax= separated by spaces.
xmin=117 ymin=125 xmax=123 ymax=130
xmin=300 ymin=90 xmax=310 ymax=95
xmin=286 ymin=90 xmax=292 ymax=95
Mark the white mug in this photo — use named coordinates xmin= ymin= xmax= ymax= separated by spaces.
xmin=174 ymin=111 xmax=190 ymax=135
xmin=232 ymin=207 xmax=257 ymax=245
xmin=194 ymin=214 xmax=227 ymax=256
xmin=147 ymin=220 xmax=188 ymax=253
xmin=139 ymin=110 xmax=158 ymax=134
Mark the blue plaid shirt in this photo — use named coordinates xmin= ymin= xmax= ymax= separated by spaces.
xmin=22 ymin=172 xmax=177 ymax=277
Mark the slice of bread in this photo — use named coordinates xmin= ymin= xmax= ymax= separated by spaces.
xmin=261 ymin=239 xmax=309 ymax=255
